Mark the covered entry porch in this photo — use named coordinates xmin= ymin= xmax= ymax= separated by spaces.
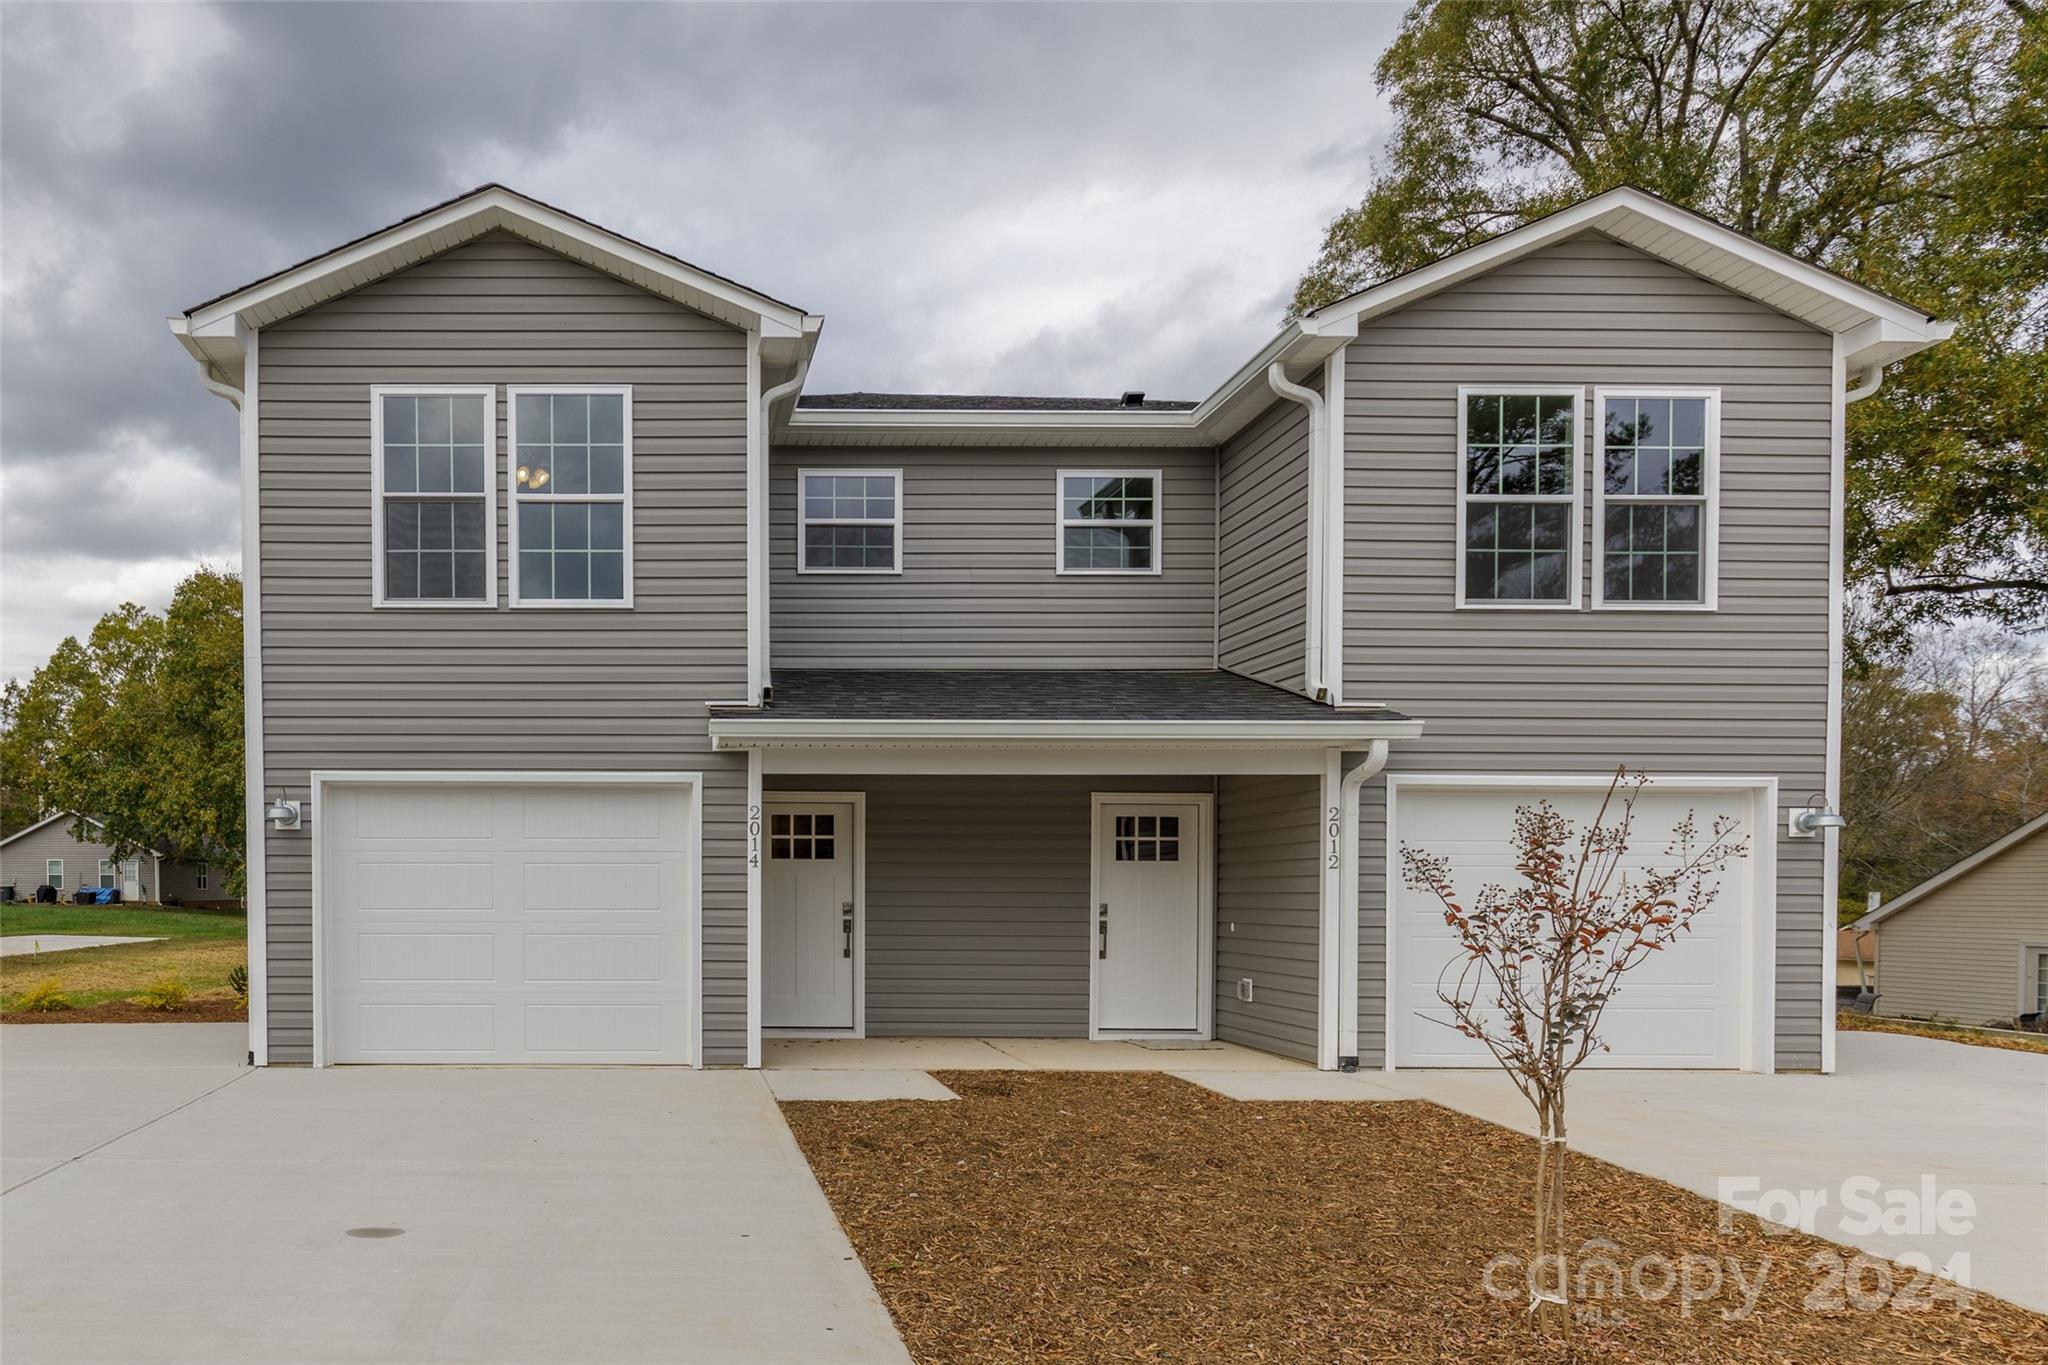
xmin=711 ymin=670 xmax=1421 ymax=1071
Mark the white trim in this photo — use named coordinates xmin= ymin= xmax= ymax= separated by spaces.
xmin=795 ymin=467 xmax=904 ymax=575
xmin=745 ymin=751 xmax=763 ymax=1068
xmin=1318 ymin=752 xmax=1343 ymax=1069
xmin=1087 ymin=792 xmax=1216 ymax=1041
xmin=306 ymin=770 xmax=705 ymax=1069
xmin=1453 ymin=386 xmax=1587 ymax=610
xmin=2020 ymin=943 xmax=2048 ymax=1019
xmin=1853 ymin=812 xmax=2048 ymax=929
xmin=1590 ymin=387 xmax=1721 ymax=611
xmin=184 ymin=185 xmax=808 ymax=338
xmin=98 ymin=858 xmax=116 ymax=890
xmin=1056 ymin=468 xmax=1165 ymax=575
xmin=1381 ymin=772 xmax=1778 ymax=1074
xmin=756 ymin=747 xmax=1337 ymax=777
xmin=241 ymin=324 xmax=266 ymax=1064
xmin=745 ymin=332 xmax=766 ymax=698
xmin=758 ymin=791 xmax=867 ymax=1039
xmin=369 ymin=385 xmax=499 ymax=609
xmin=712 ymin=716 xmax=1423 ymax=749
xmin=45 ymin=859 xmax=64 ymax=890
xmin=1823 ymin=336 xmax=1846 ymax=1075
xmin=505 ymin=385 xmax=634 ymax=608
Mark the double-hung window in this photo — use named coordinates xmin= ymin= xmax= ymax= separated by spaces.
xmin=1058 ymin=470 xmax=1161 ymax=574
xmin=46 ymin=859 xmax=63 ymax=890
xmin=1456 ymin=390 xmax=1581 ymax=606
xmin=372 ymin=387 xmax=496 ymax=606
xmin=509 ymin=387 xmax=632 ymax=605
xmin=1595 ymin=390 xmax=1718 ymax=608
xmin=195 ymin=865 xmax=209 ymax=891
xmin=99 ymin=859 xmax=116 ymax=889
xmin=799 ymin=469 xmax=902 ymax=573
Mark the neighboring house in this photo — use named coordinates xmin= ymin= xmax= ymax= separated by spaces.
xmin=1836 ymin=928 xmax=1876 ymax=998
xmin=0 ymin=813 xmax=214 ymax=902
xmin=1853 ymin=813 xmax=2048 ymax=1026
xmin=168 ymin=183 xmax=1951 ymax=1071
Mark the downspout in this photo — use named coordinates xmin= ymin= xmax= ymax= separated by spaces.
xmin=1336 ymin=738 xmax=1389 ymax=1068
xmin=1265 ymin=362 xmax=1327 ymax=699
xmin=195 ymin=359 xmax=243 ymax=410
xmin=751 ymin=350 xmax=811 ymax=703
xmin=1843 ymin=364 xmax=1883 ymax=404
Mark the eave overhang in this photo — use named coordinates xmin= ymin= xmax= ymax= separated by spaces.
xmin=708 ymin=715 xmax=1424 ymax=750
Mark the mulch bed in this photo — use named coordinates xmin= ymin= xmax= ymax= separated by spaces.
xmin=782 ymin=1071 xmax=2045 ymax=1363
xmin=2 ymin=999 xmax=245 ymax=1025
xmin=1838 ymin=1012 xmax=2048 ymax=1054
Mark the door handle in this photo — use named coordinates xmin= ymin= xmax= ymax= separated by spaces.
xmin=842 ymin=901 xmax=854 ymax=959
xmin=1097 ymin=902 xmax=1109 ymax=960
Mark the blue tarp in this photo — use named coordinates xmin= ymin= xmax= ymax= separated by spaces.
xmin=93 ymin=886 xmax=115 ymax=904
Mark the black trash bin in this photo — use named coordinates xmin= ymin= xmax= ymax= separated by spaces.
xmin=36 ymin=884 xmax=57 ymax=904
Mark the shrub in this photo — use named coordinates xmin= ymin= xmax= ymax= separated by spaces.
xmin=136 ymin=976 xmax=189 ymax=1012
xmin=228 ymin=964 xmax=249 ymax=1009
xmin=17 ymin=978 xmax=74 ymax=1012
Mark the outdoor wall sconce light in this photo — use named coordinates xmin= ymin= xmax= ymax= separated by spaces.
xmin=266 ymin=792 xmax=302 ymax=831
xmin=1788 ymin=794 xmax=1847 ymax=838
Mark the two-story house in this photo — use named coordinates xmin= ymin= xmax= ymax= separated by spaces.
xmin=170 ymin=184 xmax=1949 ymax=1071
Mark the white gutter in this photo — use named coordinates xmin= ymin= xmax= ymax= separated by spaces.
xmin=1337 ymin=739 xmax=1391 ymax=1066
xmin=1843 ymin=364 xmax=1884 ymax=404
xmin=709 ymin=717 xmax=1421 ymax=750
xmin=1265 ymin=362 xmax=1328 ymax=700
xmin=193 ymin=358 xmax=244 ymax=411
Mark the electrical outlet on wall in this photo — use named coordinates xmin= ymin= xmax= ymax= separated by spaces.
xmin=1236 ymin=977 xmax=1254 ymax=1003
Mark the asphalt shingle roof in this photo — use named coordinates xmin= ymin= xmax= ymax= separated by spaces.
xmin=715 ymin=670 xmax=1407 ymax=724
xmin=797 ymin=393 xmax=1198 ymax=413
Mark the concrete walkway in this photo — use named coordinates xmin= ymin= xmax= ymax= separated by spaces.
xmin=2 ymin=1024 xmax=908 ymax=1364
xmin=1187 ymin=1032 xmax=2048 ymax=1314
xmin=0 ymin=933 xmax=164 ymax=956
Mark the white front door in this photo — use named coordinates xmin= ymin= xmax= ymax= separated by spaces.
xmin=763 ymin=802 xmax=856 ymax=1031
xmin=1095 ymin=800 xmax=1204 ymax=1034
xmin=120 ymin=862 xmax=142 ymax=900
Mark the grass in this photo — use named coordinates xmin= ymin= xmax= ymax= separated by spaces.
xmin=1839 ymin=1010 xmax=2048 ymax=1054
xmin=1 ymin=904 xmax=245 ymax=1012
xmin=783 ymin=1072 xmax=2046 ymax=1364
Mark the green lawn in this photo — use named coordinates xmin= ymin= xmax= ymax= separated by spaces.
xmin=2 ymin=904 xmax=246 ymax=1011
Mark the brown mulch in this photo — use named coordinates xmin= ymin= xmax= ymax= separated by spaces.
xmin=2 ymin=999 xmax=245 ymax=1025
xmin=1839 ymin=1011 xmax=2048 ymax=1055
xmin=782 ymin=1071 xmax=2045 ymax=1364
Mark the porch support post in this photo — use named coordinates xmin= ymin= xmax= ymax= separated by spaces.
xmin=745 ymin=748 xmax=763 ymax=1069
xmin=1318 ymin=750 xmax=1343 ymax=1070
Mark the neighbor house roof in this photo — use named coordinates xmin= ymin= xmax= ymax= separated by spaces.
xmin=168 ymin=183 xmax=821 ymax=394
xmin=708 ymin=669 xmax=1419 ymax=749
xmin=1852 ymin=812 xmax=2048 ymax=930
xmin=1835 ymin=927 xmax=1877 ymax=962
xmin=0 ymin=812 xmax=168 ymax=855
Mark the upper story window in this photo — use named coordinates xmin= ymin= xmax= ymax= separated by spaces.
xmin=1456 ymin=390 xmax=1581 ymax=607
xmin=1058 ymin=470 xmax=1161 ymax=574
xmin=799 ymin=469 xmax=902 ymax=573
xmin=509 ymin=387 xmax=632 ymax=606
xmin=1595 ymin=390 xmax=1718 ymax=609
xmin=373 ymin=387 xmax=497 ymax=606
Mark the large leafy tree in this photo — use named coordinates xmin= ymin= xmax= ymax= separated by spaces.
xmin=1295 ymin=0 xmax=2047 ymax=633
xmin=1 ymin=569 xmax=245 ymax=893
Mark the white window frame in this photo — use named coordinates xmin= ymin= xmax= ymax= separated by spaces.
xmin=796 ymin=468 xmax=904 ymax=575
xmin=2021 ymin=943 xmax=2048 ymax=1019
xmin=46 ymin=859 xmax=63 ymax=890
xmin=195 ymin=865 xmax=209 ymax=891
xmin=1454 ymin=387 xmax=1586 ymax=610
xmin=370 ymin=384 xmax=498 ymax=609
xmin=507 ymin=384 xmax=635 ymax=608
xmin=99 ymin=858 xmax=117 ymax=889
xmin=1056 ymin=468 xmax=1165 ymax=576
xmin=1592 ymin=386 xmax=1721 ymax=612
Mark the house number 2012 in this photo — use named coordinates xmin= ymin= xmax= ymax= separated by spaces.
xmin=1327 ymin=805 xmax=1342 ymax=870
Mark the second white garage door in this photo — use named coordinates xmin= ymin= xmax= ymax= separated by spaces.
xmin=1390 ymin=780 xmax=1763 ymax=1070
xmin=322 ymin=780 xmax=695 ymax=1064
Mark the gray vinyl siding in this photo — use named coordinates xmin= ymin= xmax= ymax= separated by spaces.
xmin=1344 ymin=231 xmax=1836 ymax=1070
xmin=256 ymin=231 xmax=752 ymax=1064
xmin=768 ymin=447 xmax=1217 ymax=669
xmin=765 ymin=774 xmax=1211 ymax=1037
xmin=1216 ymin=396 xmax=1311 ymax=692
xmin=1214 ymin=774 xmax=1321 ymax=1062
xmin=0 ymin=822 xmax=155 ymax=900
xmin=1874 ymin=834 xmax=2048 ymax=1025
xmin=156 ymin=858 xmax=218 ymax=904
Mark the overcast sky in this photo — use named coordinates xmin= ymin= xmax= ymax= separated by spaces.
xmin=0 ymin=1 xmax=1403 ymax=681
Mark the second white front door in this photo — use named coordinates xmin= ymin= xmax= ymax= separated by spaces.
xmin=1095 ymin=800 xmax=1204 ymax=1034
xmin=764 ymin=802 xmax=857 ymax=1031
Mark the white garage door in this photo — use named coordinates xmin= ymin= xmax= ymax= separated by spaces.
xmin=323 ymin=781 xmax=695 ymax=1064
xmin=1391 ymin=782 xmax=1757 ymax=1069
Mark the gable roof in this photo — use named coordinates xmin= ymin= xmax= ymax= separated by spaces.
xmin=169 ymin=183 xmax=821 ymax=392
xmin=0 ymin=812 xmax=180 ymax=858
xmin=1853 ymin=812 xmax=2048 ymax=930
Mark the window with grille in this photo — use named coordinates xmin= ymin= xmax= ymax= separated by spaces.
xmin=1059 ymin=471 xmax=1160 ymax=573
xmin=770 ymin=811 xmax=837 ymax=860
xmin=800 ymin=470 xmax=902 ymax=572
xmin=510 ymin=387 xmax=632 ymax=604
xmin=1596 ymin=391 xmax=1718 ymax=608
xmin=1113 ymin=814 xmax=1180 ymax=862
xmin=1457 ymin=391 xmax=1580 ymax=606
xmin=373 ymin=387 xmax=495 ymax=605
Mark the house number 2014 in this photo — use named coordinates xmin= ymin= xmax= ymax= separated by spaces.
xmin=748 ymin=803 xmax=762 ymax=868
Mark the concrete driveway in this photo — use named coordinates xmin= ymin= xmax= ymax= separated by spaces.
xmin=2 ymin=1024 xmax=908 ymax=1365
xmin=1200 ymin=1030 xmax=2048 ymax=1313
